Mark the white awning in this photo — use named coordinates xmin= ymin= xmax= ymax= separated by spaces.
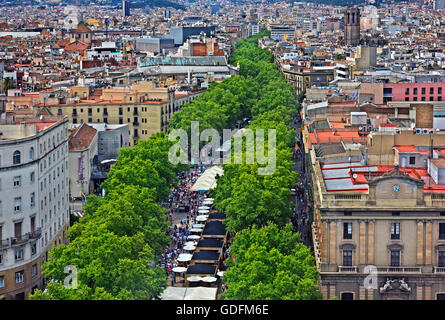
xmin=191 ymin=166 xmax=224 ymax=192
xmin=160 ymin=286 xmax=218 ymax=300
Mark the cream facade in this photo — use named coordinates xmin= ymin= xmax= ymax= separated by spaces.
xmin=0 ymin=118 xmax=70 ymax=300
xmin=40 ymin=83 xmax=203 ymax=145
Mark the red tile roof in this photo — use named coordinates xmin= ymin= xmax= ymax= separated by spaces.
xmin=430 ymin=158 xmax=445 ymax=168
xmin=393 ymin=145 xmax=420 ymax=153
xmin=64 ymin=41 xmax=89 ymax=52
xmin=68 ymin=123 xmax=97 ymax=151
xmin=69 ymin=22 xmax=92 ymax=34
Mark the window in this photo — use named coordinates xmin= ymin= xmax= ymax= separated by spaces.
xmin=390 ymin=250 xmax=400 ymax=267
xmin=439 ymin=87 xmax=442 ymax=94
xmin=439 ymin=251 xmax=445 ymax=267
xmin=414 ymin=88 xmax=418 ymax=95
xmin=391 ymin=223 xmax=400 ymax=240
xmin=437 ymin=294 xmax=445 ymax=300
xmin=30 ymin=192 xmax=35 ymax=208
xmin=0 ymin=276 xmax=4 ymax=288
xmin=29 ymin=147 xmax=34 ymax=160
xmin=14 ymin=197 xmax=22 ymax=212
xmin=341 ymin=292 xmax=354 ymax=300
xmin=413 ymin=97 xmax=418 ymax=101
xmin=422 ymin=88 xmax=426 ymax=95
xmin=421 ymin=97 xmax=425 ymax=101
xmin=343 ymin=222 xmax=352 ymax=239
xmin=30 ymin=171 xmax=35 ymax=182
xmin=430 ymin=87 xmax=434 ymax=94
xmin=31 ymin=264 xmax=37 ymax=278
xmin=13 ymin=176 xmax=21 ymax=187
xmin=409 ymin=156 xmax=415 ymax=165
xmin=15 ymin=270 xmax=24 ymax=283
xmin=343 ymin=250 xmax=353 ymax=266
xmin=0 ymin=252 xmax=3 ymax=265
xmin=31 ymin=242 xmax=37 ymax=256
xmin=13 ymin=150 xmax=21 ymax=164
xmin=405 ymin=88 xmax=409 ymax=95
xmin=15 ymin=248 xmax=23 ymax=261
xmin=439 ymin=223 xmax=445 ymax=240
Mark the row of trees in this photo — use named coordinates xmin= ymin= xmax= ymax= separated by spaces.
xmin=30 ymin=29 xmax=321 ymax=300
xmin=30 ymin=134 xmax=187 ymax=299
xmin=212 ymin=31 xmax=323 ymax=300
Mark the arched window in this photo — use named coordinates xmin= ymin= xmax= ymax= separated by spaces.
xmin=29 ymin=147 xmax=34 ymax=160
xmin=341 ymin=292 xmax=354 ymax=300
xmin=13 ymin=151 xmax=21 ymax=164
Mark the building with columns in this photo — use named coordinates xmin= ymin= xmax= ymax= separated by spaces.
xmin=307 ymin=125 xmax=445 ymax=300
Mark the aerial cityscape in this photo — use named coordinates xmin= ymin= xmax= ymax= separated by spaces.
xmin=0 ymin=0 xmax=445 ymax=303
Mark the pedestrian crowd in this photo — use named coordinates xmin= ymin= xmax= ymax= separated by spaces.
xmin=159 ymin=166 xmax=213 ymax=285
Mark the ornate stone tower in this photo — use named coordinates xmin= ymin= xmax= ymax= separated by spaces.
xmin=344 ymin=7 xmax=360 ymax=46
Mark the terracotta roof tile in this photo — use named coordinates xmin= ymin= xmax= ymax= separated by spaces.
xmin=68 ymin=123 xmax=97 ymax=151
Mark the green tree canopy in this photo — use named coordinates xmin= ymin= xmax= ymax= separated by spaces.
xmin=221 ymin=224 xmax=322 ymax=300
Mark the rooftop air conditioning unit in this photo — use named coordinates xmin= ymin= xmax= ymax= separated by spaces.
xmin=423 ymin=128 xmax=429 ymax=134
xmin=429 ymin=129 xmax=435 ymax=134
xmin=415 ymin=128 xmax=422 ymax=134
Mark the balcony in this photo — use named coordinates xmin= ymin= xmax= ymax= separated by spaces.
xmin=338 ymin=266 xmax=359 ymax=273
xmin=433 ymin=267 xmax=445 ymax=274
xmin=0 ymin=239 xmax=9 ymax=248
xmin=376 ymin=267 xmax=422 ymax=274
xmin=3 ymin=228 xmax=42 ymax=248
xmin=29 ymin=228 xmax=42 ymax=239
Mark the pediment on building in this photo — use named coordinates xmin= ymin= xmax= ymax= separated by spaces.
xmin=367 ymin=163 xmax=425 ymax=205
xmin=340 ymin=243 xmax=356 ymax=251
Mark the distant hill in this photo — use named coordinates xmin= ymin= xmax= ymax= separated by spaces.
xmin=130 ymin=0 xmax=185 ymax=10
xmin=288 ymin=0 xmax=388 ymax=7
xmin=1 ymin=0 xmax=185 ymax=10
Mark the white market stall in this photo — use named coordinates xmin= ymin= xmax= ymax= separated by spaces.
xmin=190 ymin=167 xmax=224 ymax=192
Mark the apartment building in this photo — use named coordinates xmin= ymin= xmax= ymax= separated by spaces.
xmin=38 ymin=82 xmax=203 ymax=145
xmin=0 ymin=117 xmax=70 ymax=300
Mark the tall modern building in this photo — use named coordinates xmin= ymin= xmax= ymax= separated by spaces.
xmin=0 ymin=117 xmax=70 ymax=299
xmin=122 ymin=0 xmax=130 ymax=17
xmin=344 ymin=7 xmax=360 ymax=46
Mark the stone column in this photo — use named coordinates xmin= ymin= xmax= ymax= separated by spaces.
xmin=417 ymin=285 xmax=423 ymax=300
xmin=425 ymin=285 xmax=432 ymax=300
xmin=321 ymin=284 xmax=329 ymax=300
xmin=329 ymin=221 xmax=337 ymax=265
xmin=368 ymin=220 xmax=375 ymax=265
xmin=359 ymin=220 xmax=366 ymax=265
xmin=321 ymin=221 xmax=328 ymax=263
xmin=417 ymin=220 xmax=424 ymax=265
xmin=329 ymin=284 xmax=336 ymax=299
xmin=425 ymin=221 xmax=433 ymax=265
xmin=359 ymin=286 xmax=366 ymax=300
xmin=367 ymin=289 xmax=374 ymax=300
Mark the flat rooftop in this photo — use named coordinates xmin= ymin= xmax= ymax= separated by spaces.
xmin=321 ymin=160 xmax=445 ymax=192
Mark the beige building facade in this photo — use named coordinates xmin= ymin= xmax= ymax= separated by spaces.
xmin=37 ymin=82 xmax=203 ymax=145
